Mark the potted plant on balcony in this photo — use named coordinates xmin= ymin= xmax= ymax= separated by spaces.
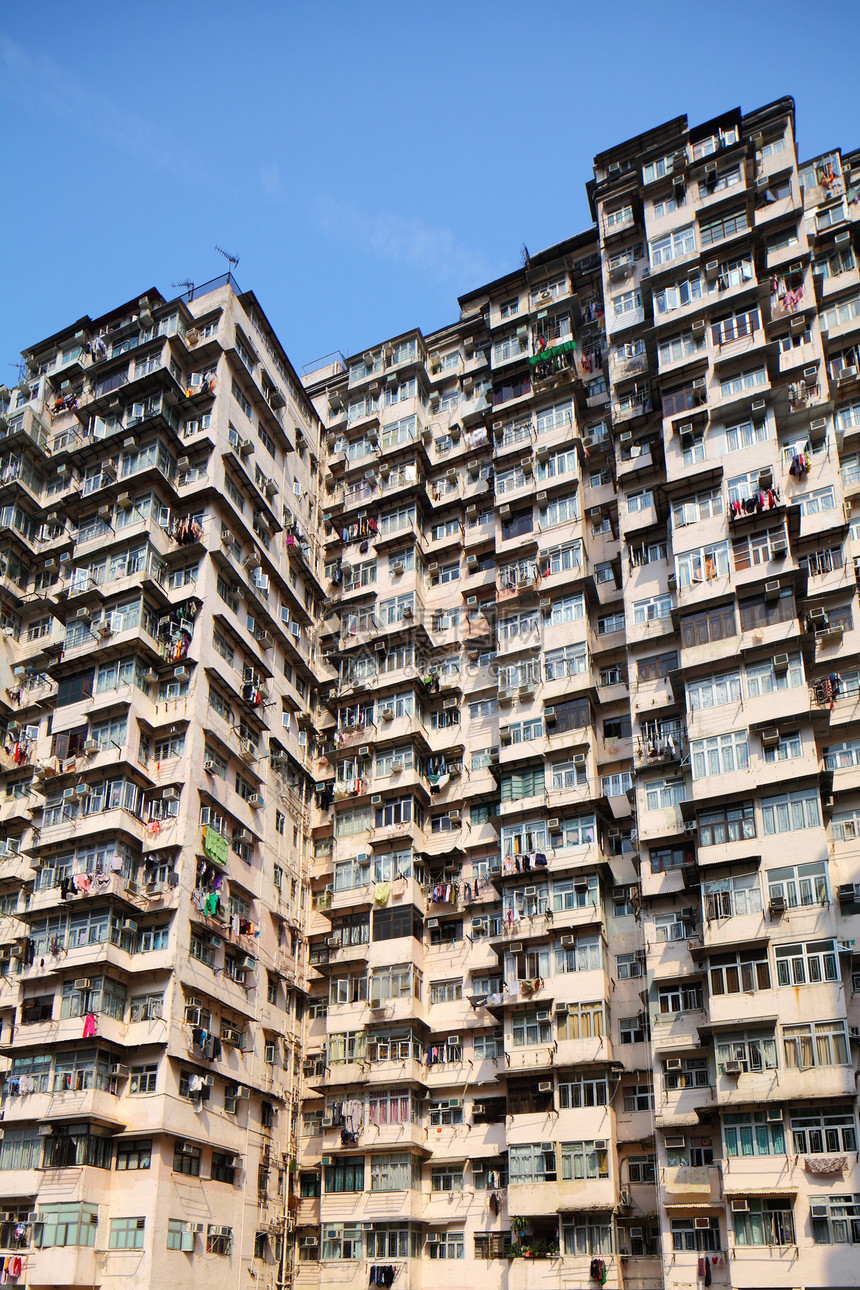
xmin=511 ymin=1215 xmax=531 ymax=1253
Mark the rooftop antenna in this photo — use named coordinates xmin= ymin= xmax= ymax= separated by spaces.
xmin=171 ymin=279 xmax=195 ymax=300
xmin=215 ymin=245 xmax=240 ymax=270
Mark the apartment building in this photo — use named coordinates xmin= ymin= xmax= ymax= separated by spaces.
xmin=2 ymin=91 xmax=860 ymax=1290
xmin=297 ymin=96 xmax=860 ymax=1290
xmin=0 ymin=276 xmax=325 ymax=1290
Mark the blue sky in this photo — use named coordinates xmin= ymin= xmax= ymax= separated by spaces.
xmin=2 ymin=0 xmax=858 ymax=377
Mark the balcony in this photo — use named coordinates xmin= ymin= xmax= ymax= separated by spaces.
xmin=508 ymin=1177 xmax=615 ymax=1218
xmin=661 ymin=1164 xmax=722 ymax=1207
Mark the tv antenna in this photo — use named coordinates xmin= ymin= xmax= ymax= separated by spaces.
xmin=171 ymin=279 xmax=195 ymax=297
xmin=215 ymin=245 xmax=240 ymax=270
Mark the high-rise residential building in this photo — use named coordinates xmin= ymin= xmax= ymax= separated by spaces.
xmin=2 ymin=92 xmax=859 ymax=1290
xmin=0 ymin=277 xmax=325 ymax=1290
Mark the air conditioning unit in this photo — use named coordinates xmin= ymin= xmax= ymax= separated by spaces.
xmin=772 ymin=653 xmax=789 ymax=674
xmin=371 ymin=794 xmax=382 ymax=805
xmin=509 ymin=942 xmax=523 ymax=954
xmin=619 ymin=1189 xmax=632 ymax=1207
xmin=665 ymin=1057 xmax=682 ymax=1070
xmin=426 ymin=918 xmax=439 ymax=929
xmin=74 ymin=978 xmax=91 ymax=990
xmin=538 ymin=1081 xmax=552 ymax=1092
xmin=380 ymin=707 xmax=394 ymax=721
xmin=730 ymin=1199 xmax=749 ymax=1212
xmin=573 ymin=753 xmax=586 ymax=767
xmin=163 ymin=787 xmax=180 ymax=801
xmin=761 ymin=728 xmax=780 ymax=747
xmin=177 ymin=1140 xmax=195 ymax=1153
xmin=247 ymin=793 xmax=264 ymax=809
xmin=724 ymin=1060 xmax=743 ymax=1075
xmin=764 ymin=579 xmax=780 ymax=601
xmin=694 ymin=1218 xmax=712 ymax=1230
xmin=665 ymin=1136 xmax=687 ymax=1149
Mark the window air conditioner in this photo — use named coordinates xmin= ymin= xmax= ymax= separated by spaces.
xmin=538 ymin=1081 xmax=552 ymax=1092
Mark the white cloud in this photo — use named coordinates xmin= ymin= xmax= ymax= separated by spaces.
xmin=311 ymin=191 xmax=498 ymax=286
xmin=0 ymin=32 xmax=203 ymax=183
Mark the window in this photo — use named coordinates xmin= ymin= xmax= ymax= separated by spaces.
xmin=680 ymin=604 xmax=736 ymax=648
xmin=616 ymin=952 xmax=644 ymax=980
xmin=623 ymin=1085 xmax=654 ymax=1113
xmin=733 ymin=1199 xmax=794 ymax=1247
xmin=633 ymin=594 xmax=672 ymax=624
xmin=762 ymin=790 xmax=821 ymax=835
xmin=627 ymin=1153 xmax=656 ymax=1181
xmin=109 ymin=1217 xmax=145 ymax=1250
xmin=698 ymin=800 xmax=755 ymax=847
xmin=724 ymin=1110 xmax=785 ymax=1158
xmin=644 ymin=778 xmax=685 ymax=810
xmin=474 ymin=1232 xmax=513 ymax=1259
xmin=325 ymin=1157 xmax=364 ymax=1193
xmin=430 ymin=979 xmax=462 ymax=1004
xmin=560 ymin=1141 xmax=609 ymax=1180
xmin=431 ymin=1164 xmax=463 ymax=1192
xmin=557 ymin=1001 xmax=604 ymax=1041
xmin=654 ymin=276 xmax=703 ymax=315
xmin=638 ymin=651 xmax=677 ymax=682
xmin=370 ymin=1153 xmax=416 ymax=1192
xmin=671 ymin=1218 xmax=719 ymax=1253
xmin=36 ymin=1203 xmax=99 ymax=1248
xmin=811 ymin=1194 xmax=860 ymax=1245
xmin=687 ymin=670 xmax=741 ymax=711
xmin=650 ymin=225 xmax=696 ymax=265
xmin=664 ymin=1057 xmax=710 ymax=1090
xmin=791 ymin=1106 xmax=857 ymax=1155
xmin=561 ymin=1217 xmax=613 ymax=1257
xmin=783 ymin=1021 xmax=848 ymax=1069
xmin=747 ymin=652 xmax=803 ymax=696
xmin=739 ymin=585 xmax=794 ymax=631
xmin=710 ymin=949 xmax=770 ymax=994
xmin=657 ymin=984 xmax=702 ymax=1015
xmin=620 ymin=1017 xmax=647 ymax=1045
xmin=775 ymin=939 xmax=837 ymax=985
xmin=174 ymin=1143 xmax=201 ymax=1175
xmin=509 ymin=1143 xmax=557 ymax=1183
xmin=129 ymin=1065 xmax=158 ymax=1094
xmin=691 ymin=731 xmax=748 ymax=779
xmin=700 ymin=207 xmax=749 ymax=245
xmin=428 ymin=1230 xmax=464 ymax=1259
xmin=613 ymin=289 xmax=642 ymax=317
